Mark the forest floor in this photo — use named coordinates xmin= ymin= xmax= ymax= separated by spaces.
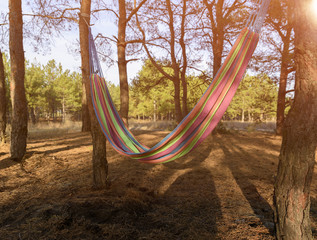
xmin=0 ymin=121 xmax=316 ymax=240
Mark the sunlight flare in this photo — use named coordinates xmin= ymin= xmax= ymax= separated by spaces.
xmin=311 ymin=0 xmax=317 ymax=14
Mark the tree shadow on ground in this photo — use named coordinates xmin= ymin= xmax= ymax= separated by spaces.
xmin=215 ymin=135 xmax=275 ymax=235
xmin=159 ymin=167 xmax=223 ymax=239
xmin=0 ymin=131 xmax=222 ymax=239
xmin=27 ymin=132 xmax=88 ymax=144
xmin=164 ymin=134 xmax=217 ymax=170
xmin=27 ymin=143 xmax=92 ymax=156
xmin=0 ymin=158 xmax=18 ymax=170
xmin=106 ymin=133 xmax=219 ymax=222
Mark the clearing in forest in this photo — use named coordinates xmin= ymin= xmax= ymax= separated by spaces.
xmin=0 ymin=125 xmax=316 ymax=239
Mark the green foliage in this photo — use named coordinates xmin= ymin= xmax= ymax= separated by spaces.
xmin=130 ymin=60 xmax=174 ymax=120
xmin=20 ymin=59 xmax=279 ymax=124
xmin=25 ymin=61 xmax=46 ymax=111
xmin=107 ymin=81 xmax=120 ymax=110
xmin=129 ymin=60 xmax=210 ymax=120
xmin=25 ymin=59 xmax=82 ymax=121
xmin=226 ymin=74 xmax=278 ymax=121
xmin=186 ymin=75 xmax=210 ymax=110
xmin=129 ymin=60 xmax=278 ymax=123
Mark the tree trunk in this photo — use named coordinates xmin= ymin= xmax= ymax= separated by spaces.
xmin=273 ymin=1 xmax=317 ymax=239
xmin=52 ymin=107 xmax=55 ymax=121
xmin=81 ymin=82 xmax=91 ymax=131
xmin=30 ymin=107 xmax=36 ymax=125
xmin=0 ymin=50 xmax=6 ymax=144
xmin=9 ymin=0 xmax=28 ymax=161
xmin=180 ymin=0 xmax=188 ymax=116
xmin=181 ymin=77 xmax=188 ymax=116
xmin=248 ymin=110 xmax=252 ymax=122
xmin=79 ymin=0 xmax=108 ymax=188
xmin=276 ymin=24 xmax=292 ymax=135
xmin=173 ymin=79 xmax=183 ymax=123
xmin=62 ymin=96 xmax=66 ymax=123
xmin=80 ymin=0 xmax=91 ymax=132
xmin=164 ymin=0 xmax=183 ymax=123
xmin=153 ymin=100 xmax=157 ymax=122
xmin=117 ymin=0 xmax=129 ymax=126
xmin=212 ymin=0 xmax=225 ymax=79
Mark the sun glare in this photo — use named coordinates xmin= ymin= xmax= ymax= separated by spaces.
xmin=312 ymin=0 xmax=317 ymax=14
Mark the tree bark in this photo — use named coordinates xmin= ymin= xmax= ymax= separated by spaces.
xmin=0 ymin=50 xmax=6 ymax=144
xmin=273 ymin=1 xmax=317 ymax=239
xmin=79 ymin=0 xmax=108 ymax=188
xmin=117 ymin=0 xmax=129 ymax=125
xmin=166 ymin=0 xmax=183 ymax=123
xmin=276 ymin=2 xmax=293 ymax=136
xmin=79 ymin=2 xmax=91 ymax=132
xmin=81 ymin=84 xmax=91 ymax=131
xmin=276 ymin=54 xmax=289 ymax=135
xmin=30 ymin=107 xmax=36 ymax=125
xmin=173 ymin=79 xmax=183 ymax=123
xmin=9 ymin=0 xmax=28 ymax=162
xmin=180 ymin=0 xmax=188 ymax=116
xmin=212 ymin=0 xmax=225 ymax=79
xmin=204 ymin=0 xmax=225 ymax=79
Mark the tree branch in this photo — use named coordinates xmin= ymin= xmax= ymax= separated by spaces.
xmin=92 ymin=8 xmax=119 ymax=19
xmin=127 ymin=0 xmax=148 ymax=23
xmin=126 ymin=58 xmax=139 ymax=63
xmin=286 ymin=89 xmax=294 ymax=94
xmin=23 ymin=12 xmax=78 ymax=23
xmin=135 ymin=10 xmax=173 ymax=82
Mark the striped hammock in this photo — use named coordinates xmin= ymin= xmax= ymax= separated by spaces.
xmin=89 ymin=0 xmax=270 ymax=164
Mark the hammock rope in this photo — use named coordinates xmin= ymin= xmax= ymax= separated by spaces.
xmin=89 ymin=0 xmax=270 ymax=164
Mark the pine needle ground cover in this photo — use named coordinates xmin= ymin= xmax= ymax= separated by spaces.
xmin=0 ymin=124 xmax=316 ymax=239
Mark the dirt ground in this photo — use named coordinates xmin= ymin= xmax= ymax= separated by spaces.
xmin=0 ymin=126 xmax=316 ymax=240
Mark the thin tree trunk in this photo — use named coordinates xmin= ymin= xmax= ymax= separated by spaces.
xmin=273 ymin=1 xmax=317 ymax=239
xmin=213 ymin=0 xmax=224 ymax=79
xmin=79 ymin=0 xmax=108 ymax=188
xmin=118 ymin=0 xmax=129 ymax=126
xmin=0 ymin=50 xmax=6 ymax=144
xmin=180 ymin=0 xmax=188 ymax=116
xmin=173 ymin=79 xmax=183 ymax=123
xmin=81 ymin=82 xmax=91 ymax=131
xmin=9 ymin=0 xmax=28 ymax=161
xmin=165 ymin=0 xmax=183 ymax=123
xmin=52 ymin=106 xmax=55 ymax=121
xmin=153 ymin=100 xmax=157 ymax=122
xmin=30 ymin=107 xmax=36 ymax=125
xmin=276 ymin=25 xmax=292 ymax=135
xmin=135 ymin=0 xmax=183 ymax=123
xmin=80 ymin=0 xmax=91 ymax=132
xmin=62 ymin=96 xmax=66 ymax=123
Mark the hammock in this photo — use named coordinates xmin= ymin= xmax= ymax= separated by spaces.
xmin=89 ymin=0 xmax=270 ymax=164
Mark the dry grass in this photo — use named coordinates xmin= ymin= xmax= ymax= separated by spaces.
xmin=0 ymin=122 xmax=316 ymax=240
xmin=28 ymin=121 xmax=82 ymax=139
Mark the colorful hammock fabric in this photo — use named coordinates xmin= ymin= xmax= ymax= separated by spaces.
xmin=89 ymin=0 xmax=270 ymax=164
